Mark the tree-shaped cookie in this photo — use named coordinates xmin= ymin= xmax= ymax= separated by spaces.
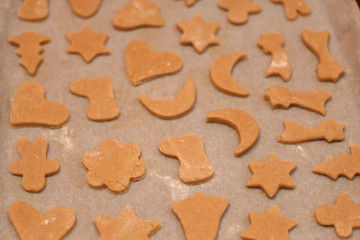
xmin=218 ymin=0 xmax=261 ymax=25
xmin=10 ymin=136 xmax=59 ymax=193
xmin=82 ymin=139 xmax=145 ymax=193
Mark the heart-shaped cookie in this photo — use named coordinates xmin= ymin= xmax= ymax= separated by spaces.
xmin=8 ymin=201 xmax=76 ymax=240
xmin=10 ymin=81 xmax=69 ymax=128
xmin=124 ymin=40 xmax=182 ymax=86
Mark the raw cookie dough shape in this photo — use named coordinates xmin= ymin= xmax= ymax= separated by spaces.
xmin=210 ymin=52 xmax=249 ymax=97
xmin=271 ymin=0 xmax=311 ymax=20
xmin=218 ymin=0 xmax=261 ymax=25
xmin=277 ymin=118 xmax=345 ymax=144
xmin=176 ymin=14 xmax=220 ymax=53
xmin=9 ymin=201 xmax=76 ymax=240
xmin=179 ymin=0 xmax=199 ymax=7
xmin=206 ymin=108 xmax=259 ymax=157
xmin=315 ymin=193 xmax=360 ymax=239
xmin=264 ymin=86 xmax=331 ymax=116
xmin=124 ymin=40 xmax=182 ymax=86
xmin=68 ymin=0 xmax=102 ymax=18
xmin=94 ymin=205 xmax=160 ymax=239
xmin=302 ymin=29 xmax=345 ymax=82
xmin=112 ymin=0 xmax=163 ymax=30
xmin=246 ymin=153 xmax=296 ymax=198
xmin=8 ymin=31 xmax=50 ymax=76
xmin=10 ymin=136 xmax=59 ymax=193
xmin=66 ymin=25 xmax=110 ymax=63
xmin=313 ymin=144 xmax=360 ymax=180
xmin=18 ymin=0 xmax=48 ymax=21
xmin=172 ymin=192 xmax=229 ymax=240
xmin=70 ymin=76 xmax=120 ymax=121
xmin=257 ymin=32 xmax=291 ymax=82
xmin=241 ymin=205 xmax=297 ymax=240
xmin=10 ymin=81 xmax=69 ymax=128
xmin=139 ymin=78 xmax=195 ymax=119
xmin=82 ymin=138 xmax=145 ymax=193
xmin=158 ymin=134 xmax=214 ymax=184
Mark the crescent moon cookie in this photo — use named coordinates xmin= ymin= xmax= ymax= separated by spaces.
xmin=210 ymin=52 xmax=249 ymax=97
xmin=218 ymin=0 xmax=261 ymax=25
xmin=17 ymin=0 xmax=49 ymax=21
xmin=270 ymin=0 xmax=311 ymax=21
xmin=68 ymin=0 xmax=102 ymax=18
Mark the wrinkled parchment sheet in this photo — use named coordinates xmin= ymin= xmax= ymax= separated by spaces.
xmin=1 ymin=0 xmax=360 ymax=239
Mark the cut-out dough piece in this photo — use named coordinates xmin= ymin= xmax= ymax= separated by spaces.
xmin=124 ymin=40 xmax=182 ymax=86
xmin=315 ymin=194 xmax=360 ymax=239
xmin=206 ymin=108 xmax=259 ymax=157
xmin=9 ymin=201 xmax=76 ymax=240
xmin=172 ymin=192 xmax=229 ymax=240
xmin=264 ymin=86 xmax=331 ymax=116
xmin=218 ymin=0 xmax=261 ymax=25
xmin=8 ymin=31 xmax=50 ymax=76
xmin=302 ymin=29 xmax=344 ymax=82
xmin=313 ymin=144 xmax=360 ymax=180
xmin=10 ymin=81 xmax=69 ymax=128
xmin=210 ymin=52 xmax=249 ymax=97
xmin=176 ymin=14 xmax=220 ymax=53
xmin=180 ymin=0 xmax=198 ymax=7
xmin=112 ymin=0 xmax=163 ymax=30
xmin=257 ymin=32 xmax=291 ymax=82
xmin=82 ymin=138 xmax=145 ymax=193
xmin=246 ymin=153 xmax=296 ymax=198
xmin=66 ymin=25 xmax=110 ymax=63
xmin=241 ymin=205 xmax=297 ymax=240
xmin=159 ymin=134 xmax=213 ymax=184
xmin=271 ymin=0 xmax=311 ymax=20
xmin=94 ymin=205 xmax=160 ymax=239
xmin=139 ymin=78 xmax=195 ymax=119
xmin=277 ymin=118 xmax=345 ymax=144
xmin=69 ymin=0 xmax=102 ymax=18
xmin=18 ymin=0 xmax=48 ymax=21
xmin=70 ymin=76 xmax=120 ymax=121
xmin=10 ymin=136 xmax=59 ymax=193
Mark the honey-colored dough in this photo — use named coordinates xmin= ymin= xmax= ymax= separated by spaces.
xmin=139 ymin=78 xmax=195 ymax=119
xmin=271 ymin=0 xmax=311 ymax=20
xmin=158 ymin=134 xmax=214 ymax=184
xmin=210 ymin=52 xmax=249 ymax=97
xmin=206 ymin=108 xmax=259 ymax=157
xmin=10 ymin=81 xmax=69 ymax=128
xmin=17 ymin=0 xmax=49 ymax=21
xmin=176 ymin=14 xmax=219 ymax=53
xmin=8 ymin=31 xmax=50 ymax=76
xmin=112 ymin=0 xmax=163 ymax=30
xmin=277 ymin=118 xmax=345 ymax=144
xmin=82 ymin=138 xmax=145 ymax=193
xmin=182 ymin=0 xmax=198 ymax=7
xmin=218 ymin=0 xmax=261 ymax=25
xmin=172 ymin=192 xmax=229 ymax=240
xmin=70 ymin=76 xmax=120 ymax=121
xmin=302 ymin=29 xmax=345 ymax=82
xmin=264 ymin=86 xmax=331 ymax=116
xmin=68 ymin=0 xmax=102 ymax=18
xmin=124 ymin=40 xmax=182 ymax=86
xmin=8 ymin=201 xmax=76 ymax=240
xmin=94 ymin=205 xmax=160 ymax=239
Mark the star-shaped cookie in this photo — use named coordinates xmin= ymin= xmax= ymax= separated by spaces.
xmin=246 ymin=153 xmax=296 ymax=198
xmin=241 ymin=205 xmax=297 ymax=240
xmin=176 ymin=14 xmax=219 ymax=53
xmin=94 ymin=205 xmax=160 ymax=239
xmin=65 ymin=25 xmax=110 ymax=63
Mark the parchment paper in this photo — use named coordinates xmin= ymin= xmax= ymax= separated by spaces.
xmin=1 ymin=0 xmax=360 ymax=239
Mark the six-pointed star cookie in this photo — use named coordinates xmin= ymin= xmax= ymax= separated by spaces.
xmin=94 ymin=205 xmax=160 ymax=239
xmin=176 ymin=14 xmax=219 ymax=53
xmin=246 ymin=153 xmax=296 ymax=198
xmin=65 ymin=25 xmax=110 ymax=63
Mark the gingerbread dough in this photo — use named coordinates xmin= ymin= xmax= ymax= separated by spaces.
xmin=112 ymin=0 xmax=163 ymax=30
xmin=68 ymin=0 xmax=102 ymax=18
xmin=70 ymin=76 xmax=120 ymax=121
xmin=180 ymin=0 xmax=198 ymax=7
xmin=218 ymin=0 xmax=261 ymax=25
xmin=158 ymin=134 xmax=214 ymax=184
xmin=271 ymin=0 xmax=311 ymax=20
xmin=172 ymin=192 xmax=229 ymax=240
xmin=10 ymin=81 xmax=69 ymax=128
xmin=17 ymin=0 xmax=49 ymax=21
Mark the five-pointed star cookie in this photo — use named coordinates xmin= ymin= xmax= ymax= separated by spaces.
xmin=241 ymin=205 xmax=297 ymax=240
xmin=176 ymin=14 xmax=219 ymax=53
xmin=65 ymin=25 xmax=110 ymax=63
xmin=94 ymin=205 xmax=160 ymax=239
xmin=246 ymin=153 xmax=296 ymax=198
